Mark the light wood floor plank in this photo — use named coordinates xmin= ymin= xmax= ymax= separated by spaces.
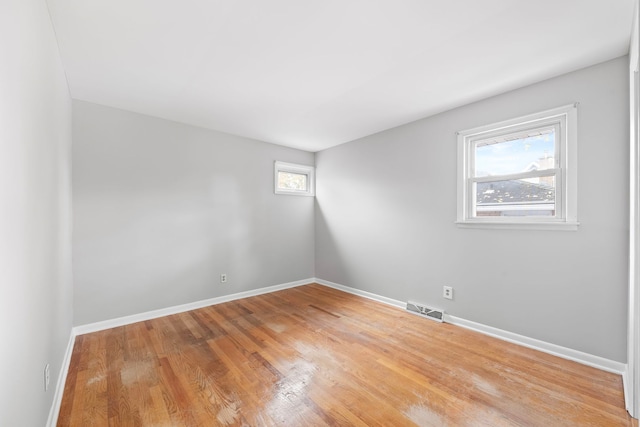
xmin=58 ymin=283 xmax=637 ymax=426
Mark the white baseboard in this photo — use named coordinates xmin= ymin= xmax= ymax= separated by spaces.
xmin=315 ymin=278 xmax=406 ymax=309
xmin=447 ymin=315 xmax=626 ymax=375
xmin=74 ymin=278 xmax=314 ymax=336
xmin=623 ymin=365 xmax=631 ymax=412
xmin=315 ymin=278 xmax=626 ymax=375
xmin=46 ymin=330 xmax=76 ymax=427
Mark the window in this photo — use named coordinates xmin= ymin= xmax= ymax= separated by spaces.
xmin=457 ymin=104 xmax=578 ymax=230
xmin=274 ymin=161 xmax=315 ymax=196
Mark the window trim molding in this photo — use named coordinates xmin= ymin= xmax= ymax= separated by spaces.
xmin=274 ymin=161 xmax=315 ymax=196
xmin=456 ymin=104 xmax=579 ymax=230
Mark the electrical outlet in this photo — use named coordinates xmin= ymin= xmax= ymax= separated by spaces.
xmin=220 ymin=273 xmax=227 ymax=283
xmin=44 ymin=364 xmax=50 ymax=391
xmin=443 ymin=286 xmax=453 ymax=300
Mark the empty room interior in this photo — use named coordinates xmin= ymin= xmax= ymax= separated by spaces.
xmin=5 ymin=0 xmax=640 ymax=425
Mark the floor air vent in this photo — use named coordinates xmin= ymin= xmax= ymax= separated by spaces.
xmin=406 ymin=301 xmax=444 ymax=323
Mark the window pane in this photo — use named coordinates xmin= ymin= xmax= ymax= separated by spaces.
xmin=474 ymin=129 xmax=555 ymax=177
xmin=278 ymin=171 xmax=307 ymax=191
xmin=475 ymin=176 xmax=555 ymax=217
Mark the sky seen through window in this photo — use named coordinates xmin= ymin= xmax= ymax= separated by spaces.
xmin=475 ymin=132 xmax=555 ymax=177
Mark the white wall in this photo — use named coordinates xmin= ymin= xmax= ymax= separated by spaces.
xmin=315 ymin=57 xmax=629 ymax=362
xmin=0 ymin=1 xmax=73 ymax=425
xmin=72 ymin=101 xmax=315 ymax=325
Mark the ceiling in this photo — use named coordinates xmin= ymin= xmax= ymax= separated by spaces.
xmin=47 ymin=0 xmax=635 ymax=152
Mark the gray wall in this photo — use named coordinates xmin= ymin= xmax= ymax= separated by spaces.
xmin=0 ymin=1 xmax=73 ymax=425
xmin=315 ymin=56 xmax=629 ymax=362
xmin=73 ymin=101 xmax=315 ymax=325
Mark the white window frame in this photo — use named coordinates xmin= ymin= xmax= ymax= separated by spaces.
xmin=456 ymin=104 xmax=578 ymax=230
xmin=274 ymin=161 xmax=315 ymax=196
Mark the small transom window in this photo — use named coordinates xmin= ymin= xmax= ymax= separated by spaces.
xmin=274 ymin=161 xmax=315 ymax=196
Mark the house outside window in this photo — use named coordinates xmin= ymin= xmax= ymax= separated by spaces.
xmin=456 ymin=104 xmax=578 ymax=230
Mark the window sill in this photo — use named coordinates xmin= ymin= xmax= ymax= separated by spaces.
xmin=455 ymin=220 xmax=579 ymax=231
xmin=274 ymin=190 xmax=315 ymax=197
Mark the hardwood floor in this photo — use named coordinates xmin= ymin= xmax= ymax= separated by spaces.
xmin=58 ymin=283 xmax=637 ymax=426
